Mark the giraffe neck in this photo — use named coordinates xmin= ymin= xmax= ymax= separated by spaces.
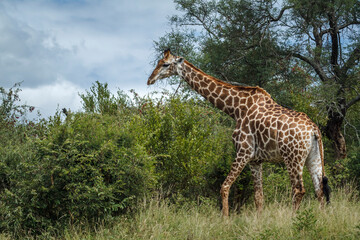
xmin=179 ymin=60 xmax=271 ymax=120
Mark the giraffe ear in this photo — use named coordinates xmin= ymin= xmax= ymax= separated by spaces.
xmin=164 ymin=49 xmax=171 ymax=58
xmin=177 ymin=57 xmax=184 ymax=64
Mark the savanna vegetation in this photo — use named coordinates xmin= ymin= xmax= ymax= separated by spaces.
xmin=1 ymin=80 xmax=359 ymax=239
xmin=1 ymin=0 xmax=360 ymax=239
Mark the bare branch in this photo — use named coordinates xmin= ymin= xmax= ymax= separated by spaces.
xmin=173 ymin=81 xmax=183 ymax=97
xmin=344 ymin=117 xmax=360 ymax=143
xmin=338 ymin=20 xmax=360 ymax=30
xmin=346 ymin=93 xmax=360 ymax=110
xmin=290 ymin=52 xmax=329 ymax=82
xmin=319 ymin=20 xmax=360 ymax=37
xmin=268 ymin=5 xmax=294 ymax=22
xmin=342 ymin=44 xmax=360 ymax=74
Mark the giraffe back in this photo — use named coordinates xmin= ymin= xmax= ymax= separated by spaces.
xmin=233 ymin=89 xmax=320 ymax=164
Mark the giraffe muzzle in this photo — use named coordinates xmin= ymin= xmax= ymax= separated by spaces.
xmin=147 ymin=78 xmax=155 ymax=85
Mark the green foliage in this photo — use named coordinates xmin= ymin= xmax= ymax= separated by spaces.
xmin=344 ymin=146 xmax=360 ymax=189
xmin=262 ymin=163 xmax=291 ymax=202
xmin=1 ymin=82 xmax=359 ymax=238
xmin=0 ymin=83 xmax=44 ymax=199
xmin=0 ymin=82 xmax=241 ymax=236
xmin=0 ymin=83 xmax=27 ymax=122
xmin=292 ymin=208 xmax=317 ymax=232
xmin=140 ymin=97 xmax=235 ymax=199
xmin=0 ymin=83 xmax=40 ymax=145
xmin=0 ymin=112 xmax=157 ymax=236
xmin=79 ymin=81 xmax=129 ymax=115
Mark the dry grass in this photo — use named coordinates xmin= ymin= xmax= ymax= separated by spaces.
xmin=61 ymin=186 xmax=360 ymax=240
xmin=1 ymin=186 xmax=359 ymax=239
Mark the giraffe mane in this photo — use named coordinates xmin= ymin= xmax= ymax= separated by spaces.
xmin=183 ymin=60 xmax=272 ymax=98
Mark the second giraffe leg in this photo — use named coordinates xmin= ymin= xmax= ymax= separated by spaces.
xmin=249 ymin=162 xmax=264 ymax=213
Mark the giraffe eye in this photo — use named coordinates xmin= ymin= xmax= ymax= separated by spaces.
xmin=163 ymin=63 xmax=170 ymax=67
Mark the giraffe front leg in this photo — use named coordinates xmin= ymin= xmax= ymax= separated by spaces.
xmin=249 ymin=162 xmax=264 ymax=214
xmin=221 ymin=150 xmax=250 ymax=217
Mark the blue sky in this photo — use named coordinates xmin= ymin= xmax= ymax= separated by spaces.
xmin=0 ymin=0 xmax=178 ymax=117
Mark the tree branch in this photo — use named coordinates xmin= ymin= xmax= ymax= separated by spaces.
xmin=319 ymin=20 xmax=360 ymax=37
xmin=338 ymin=20 xmax=360 ymax=30
xmin=268 ymin=5 xmax=294 ymax=22
xmin=342 ymin=44 xmax=360 ymax=74
xmin=290 ymin=52 xmax=329 ymax=82
xmin=346 ymin=93 xmax=360 ymax=110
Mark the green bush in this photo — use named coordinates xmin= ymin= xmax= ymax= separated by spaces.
xmin=140 ymin=97 xmax=236 ymax=199
xmin=292 ymin=207 xmax=317 ymax=232
xmin=0 ymin=82 xmax=242 ymax=236
xmin=345 ymin=146 xmax=360 ymax=189
xmin=0 ymin=112 xmax=157 ymax=235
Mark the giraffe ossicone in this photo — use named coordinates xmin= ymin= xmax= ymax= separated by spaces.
xmin=148 ymin=49 xmax=330 ymax=216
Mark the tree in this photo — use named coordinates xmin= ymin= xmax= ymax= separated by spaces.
xmin=155 ymin=0 xmax=360 ymax=160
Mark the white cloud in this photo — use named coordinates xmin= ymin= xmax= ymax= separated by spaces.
xmin=0 ymin=0 xmax=178 ymax=117
xmin=20 ymin=79 xmax=83 ymax=118
xmin=0 ymin=5 xmax=89 ymax=89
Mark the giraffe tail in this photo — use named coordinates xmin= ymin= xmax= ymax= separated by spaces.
xmin=314 ymin=129 xmax=331 ymax=204
xmin=323 ymin=176 xmax=331 ymax=204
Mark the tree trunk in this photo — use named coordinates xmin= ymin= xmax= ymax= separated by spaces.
xmin=325 ymin=108 xmax=347 ymax=160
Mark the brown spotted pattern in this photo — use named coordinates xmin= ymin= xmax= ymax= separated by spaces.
xmin=148 ymin=50 xmax=326 ymax=216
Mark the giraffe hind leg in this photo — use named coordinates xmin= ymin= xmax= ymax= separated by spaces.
xmin=306 ymin=156 xmax=324 ymax=207
xmin=292 ymin=176 xmax=306 ymax=211
xmin=249 ymin=162 xmax=264 ymax=213
xmin=284 ymin=157 xmax=306 ymax=211
xmin=305 ymin=136 xmax=329 ymax=207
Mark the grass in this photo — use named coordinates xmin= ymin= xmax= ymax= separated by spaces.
xmin=1 ymin=187 xmax=360 ymax=240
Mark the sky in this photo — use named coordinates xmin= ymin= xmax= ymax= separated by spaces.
xmin=0 ymin=0 xmax=178 ymax=118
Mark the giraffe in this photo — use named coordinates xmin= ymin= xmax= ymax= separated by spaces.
xmin=147 ymin=49 xmax=330 ymax=216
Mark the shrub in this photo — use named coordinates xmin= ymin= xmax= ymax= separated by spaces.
xmin=0 ymin=112 xmax=156 ymax=236
xmin=0 ymin=84 xmax=241 ymax=236
xmin=347 ymin=146 xmax=360 ymax=188
xmin=292 ymin=207 xmax=317 ymax=232
xmin=138 ymin=97 xmax=240 ymax=201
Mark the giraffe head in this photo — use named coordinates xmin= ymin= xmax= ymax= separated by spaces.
xmin=147 ymin=49 xmax=184 ymax=85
